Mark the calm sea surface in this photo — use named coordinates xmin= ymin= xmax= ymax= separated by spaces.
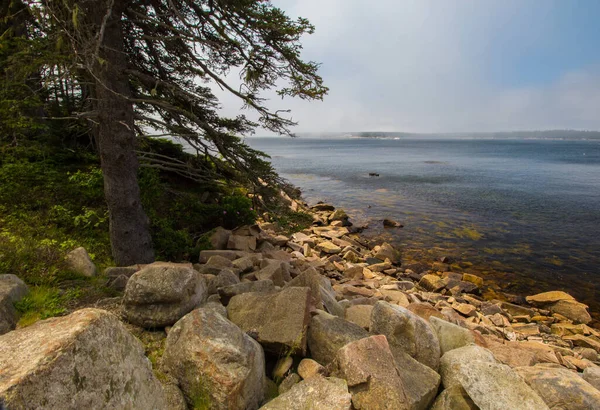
xmin=248 ymin=137 xmax=600 ymax=316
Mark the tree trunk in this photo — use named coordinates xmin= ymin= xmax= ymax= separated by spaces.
xmin=92 ymin=2 xmax=155 ymax=265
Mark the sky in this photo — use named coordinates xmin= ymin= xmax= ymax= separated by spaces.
xmin=212 ymin=0 xmax=600 ymax=134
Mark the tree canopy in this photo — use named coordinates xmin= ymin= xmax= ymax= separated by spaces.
xmin=1 ymin=0 xmax=327 ymax=264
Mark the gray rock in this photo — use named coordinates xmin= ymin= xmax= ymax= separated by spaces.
xmin=218 ymin=280 xmax=275 ymax=305
xmin=199 ymin=250 xmax=246 ymax=263
xmin=370 ymin=301 xmax=441 ymax=371
xmin=262 ymin=376 xmax=352 ymax=410
xmin=392 ymin=349 xmax=441 ymax=410
xmin=328 ymin=335 xmax=410 ymax=410
xmin=516 ymin=365 xmax=600 ymax=410
xmin=255 ymin=262 xmax=288 ymax=286
xmin=123 ymin=262 xmax=207 ymax=328
xmin=286 ymin=267 xmax=344 ymax=317
xmin=583 ymin=366 xmax=600 ymax=391
xmin=228 ymin=287 xmax=312 ymax=355
xmin=65 ymin=247 xmax=97 ymax=277
xmin=227 ymin=235 xmax=257 ymax=252
xmin=232 ymin=256 xmax=256 ymax=273
xmin=0 ymin=274 xmax=28 ymax=335
xmin=307 ymin=311 xmax=369 ymax=365
xmin=429 ymin=316 xmax=475 ymax=355
xmin=456 ymin=361 xmax=549 ymax=410
xmin=278 ymin=373 xmax=302 ymax=395
xmin=345 ymin=304 xmax=373 ymax=330
xmin=210 ymin=226 xmax=231 ymax=250
xmin=162 ymin=308 xmax=265 ymax=410
xmin=0 ymin=308 xmax=167 ymax=409
xmin=431 ymin=385 xmax=478 ymax=410
xmin=439 ymin=345 xmax=496 ymax=388
xmin=207 ymin=269 xmax=240 ymax=294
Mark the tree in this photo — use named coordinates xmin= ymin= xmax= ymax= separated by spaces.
xmin=17 ymin=0 xmax=327 ymax=265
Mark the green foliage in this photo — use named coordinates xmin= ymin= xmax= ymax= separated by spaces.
xmin=221 ymin=195 xmax=257 ymax=229
xmin=273 ymin=210 xmax=313 ymax=235
xmin=14 ymin=286 xmax=81 ymax=326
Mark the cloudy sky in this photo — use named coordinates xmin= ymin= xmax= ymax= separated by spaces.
xmin=214 ymin=0 xmax=600 ymax=134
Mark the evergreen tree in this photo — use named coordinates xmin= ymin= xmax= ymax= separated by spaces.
xmin=4 ymin=0 xmax=327 ymax=264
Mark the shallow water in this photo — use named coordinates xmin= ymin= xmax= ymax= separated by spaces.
xmin=248 ymin=137 xmax=600 ymax=317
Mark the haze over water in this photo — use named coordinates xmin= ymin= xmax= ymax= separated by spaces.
xmin=249 ymin=137 xmax=600 ymax=317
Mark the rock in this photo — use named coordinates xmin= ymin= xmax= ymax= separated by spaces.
xmin=429 ymin=316 xmax=475 ymax=355
xmin=550 ymin=299 xmax=592 ymax=324
xmin=345 ymin=305 xmax=373 ymax=330
xmin=456 ymin=361 xmax=549 ymax=410
xmin=462 ymin=273 xmax=484 ymax=287
xmin=563 ymin=334 xmax=600 ymax=353
xmin=0 ymin=308 xmax=167 ymax=409
xmin=210 ymin=227 xmax=231 ymax=250
xmin=511 ymin=323 xmax=540 ymax=336
xmin=255 ymin=262 xmax=288 ymax=286
xmin=0 ymin=275 xmax=28 ymax=335
xmin=380 ymin=289 xmax=410 ymax=306
xmin=297 ymin=358 xmax=326 ymax=379
xmin=406 ymin=302 xmax=446 ymax=322
xmin=261 ymin=376 xmax=352 ymax=410
xmin=583 ymin=366 xmax=600 ymax=391
xmin=232 ymin=256 xmax=256 ymax=273
xmin=373 ymin=242 xmax=401 ymax=264
xmin=65 ymin=246 xmax=97 ymax=277
xmin=286 ymin=268 xmax=344 ymax=317
xmin=383 ymin=218 xmax=403 ymax=228
xmin=501 ymin=301 xmax=536 ymax=317
xmin=328 ymin=335 xmax=410 ymax=410
xmin=391 ymin=349 xmax=441 ymax=410
xmin=162 ymin=382 xmax=188 ymax=410
xmin=227 ymin=235 xmax=257 ymax=252
xmin=419 ymin=274 xmax=446 ymax=292
xmin=525 ymin=291 xmax=592 ymax=324
xmin=431 ymin=385 xmax=478 ymax=410
xmin=516 ymin=365 xmax=600 ymax=410
xmin=316 ymin=241 xmax=342 ymax=254
xmin=123 ymin=262 xmax=207 ymax=328
xmin=452 ymin=302 xmax=477 ymax=317
xmin=105 ymin=267 xmax=138 ymax=290
xmin=199 ymin=250 xmax=246 ymax=263
xmin=439 ymin=345 xmax=496 ymax=388
xmin=207 ymin=269 xmax=240 ymax=294
xmin=228 ymin=287 xmax=312 ymax=355
xmin=273 ymin=356 xmax=294 ymax=380
xmin=526 ymin=290 xmax=576 ymax=305
xmin=278 ymin=373 xmax=301 ymax=395
xmin=162 ymin=308 xmax=265 ymax=410
xmin=218 ymin=279 xmax=275 ymax=305
xmin=329 ymin=209 xmax=349 ymax=222
xmin=311 ymin=203 xmax=336 ymax=212
xmin=370 ymin=301 xmax=441 ymax=371
xmin=307 ymin=311 xmax=369 ymax=365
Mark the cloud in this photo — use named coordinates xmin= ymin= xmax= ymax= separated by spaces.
xmin=211 ymin=0 xmax=600 ymax=133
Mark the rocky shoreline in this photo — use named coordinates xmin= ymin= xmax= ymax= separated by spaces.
xmin=1 ymin=199 xmax=600 ymax=409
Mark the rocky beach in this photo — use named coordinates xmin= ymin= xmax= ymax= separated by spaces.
xmin=2 ymin=197 xmax=600 ymax=409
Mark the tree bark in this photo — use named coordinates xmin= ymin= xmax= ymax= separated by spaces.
xmin=92 ymin=2 xmax=155 ymax=265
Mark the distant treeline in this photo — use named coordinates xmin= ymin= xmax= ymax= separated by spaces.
xmin=352 ymin=130 xmax=600 ymax=140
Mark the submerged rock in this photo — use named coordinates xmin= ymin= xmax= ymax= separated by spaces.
xmin=0 ymin=308 xmax=167 ymax=409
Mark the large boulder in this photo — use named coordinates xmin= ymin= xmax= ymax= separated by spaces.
xmin=439 ymin=345 xmax=496 ymax=388
xmin=328 ymin=335 xmax=411 ymax=410
xmin=162 ymin=308 xmax=265 ymax=410
xmin=0 ymin=308 xmax=167 ymax=409
xmin=123 ymin=262 xmax=207 ymax=328
xmin=515 ymin=365 xmax=600 ymax=410
xmin=228 ymin=287 xmax=312 ymax=355
xmin=370 ymin=301 xmax=441 ymax=371
xmin=431 ymin=385 xmax=478 ymax=410
xmin=260 ymin=376 xmax=352 ymax=410
xmin=0 ymin=274 xmax=28 ymax=335
xmin=454 ymin=361 xmax=549 ymax=410
xmin=429 ymin=316 xmax=475 ymax=355
xmin=307 ymin=311 xmax=369 ymax=365
xmin=65 ymin=247 xmax=97 ymax=277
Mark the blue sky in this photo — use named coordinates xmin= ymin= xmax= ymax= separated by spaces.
xmin=214 ymin=1 xmax=600 ymax=133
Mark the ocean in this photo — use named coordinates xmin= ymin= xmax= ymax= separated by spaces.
xmin=248 ymin=137 xmax=600 ymax=317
